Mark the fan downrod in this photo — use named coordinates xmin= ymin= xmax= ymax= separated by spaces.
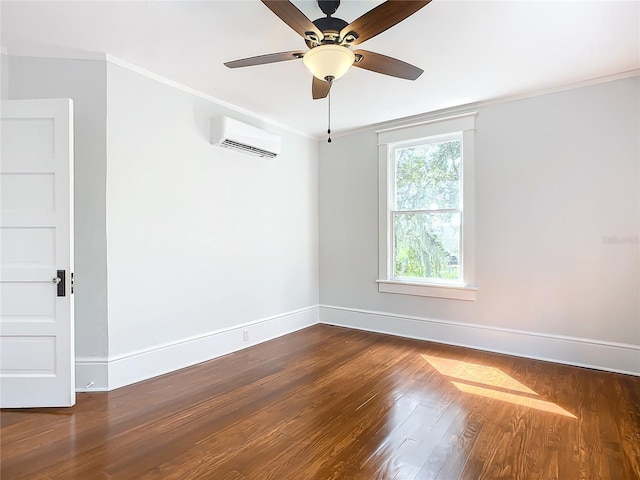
xmin=318 ymin=0 xmax=340 ymax=17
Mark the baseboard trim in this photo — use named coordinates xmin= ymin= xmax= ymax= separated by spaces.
xmin=77 ymin=304 xmax=638 ymax=392
xmin=76 ymin=306 xmax=319 ymax=392
xmin=319 ymin=305 xmax=640 ymax=376
xmin=75 ymin=357 xmax=109 ymax=392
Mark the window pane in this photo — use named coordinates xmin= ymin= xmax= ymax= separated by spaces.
xmin=395 ymin=139 xmax=461 ymax=210
xmin=393 ymin=212 xmax=461 ymax=281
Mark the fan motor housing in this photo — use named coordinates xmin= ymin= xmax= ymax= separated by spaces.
xmin=308 ymin=16 xmax=349 ymax=46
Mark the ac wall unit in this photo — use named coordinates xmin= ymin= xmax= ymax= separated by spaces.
xmin=210 ymin=116 xmax=281 ymax=159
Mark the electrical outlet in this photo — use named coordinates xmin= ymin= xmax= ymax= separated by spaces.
xmin=242 ymin=329 xmax=249 ymax=342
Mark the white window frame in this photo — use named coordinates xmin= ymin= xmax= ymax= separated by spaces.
xmin=377 ymin=112 xmax=477 ymax=301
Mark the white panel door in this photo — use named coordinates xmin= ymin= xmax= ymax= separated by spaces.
xmin=0 ymin=98 xmax=75 ymax=407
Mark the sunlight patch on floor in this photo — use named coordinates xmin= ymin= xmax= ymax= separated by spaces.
xmin=421 ymin=354 xmax=576 ymax=418
xmin=421 ymin=355 xmax=537 ymax=395
xmin=452 ymin=382 xmax=577 ymax=418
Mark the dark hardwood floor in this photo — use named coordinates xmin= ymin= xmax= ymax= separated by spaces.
xmin=2 ymin=324 xmax=639 ymax=479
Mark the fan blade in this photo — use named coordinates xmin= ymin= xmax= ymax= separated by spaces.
xmin=224 ymin=50 xmax=306 ymax=68
xmin=312 ymin=76 xmax=332 ymax=100
xmin=340 ymin=1 xmax=431 ymax=46
xmin=352 ymin=49 xmax=423 ymax=80
xmin=262 ymin=1 xmax=323 ymax=42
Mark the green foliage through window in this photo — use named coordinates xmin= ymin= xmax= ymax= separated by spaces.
xmin=393 ymin=138 xmax=462 ymax=282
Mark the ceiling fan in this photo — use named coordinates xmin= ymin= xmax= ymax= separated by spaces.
xmin=224 ymin=0 xmax=432 ymax=100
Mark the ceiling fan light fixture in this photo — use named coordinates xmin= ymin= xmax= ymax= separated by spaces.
xmin=303 ymin=44 xmax=355 ymax=81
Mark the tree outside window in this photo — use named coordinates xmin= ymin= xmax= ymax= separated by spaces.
xmin=391 ymin=136 xmax=462 ymax=283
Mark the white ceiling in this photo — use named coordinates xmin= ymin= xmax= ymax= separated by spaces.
xmin=2 ymin=0 xmax=639 ymax=138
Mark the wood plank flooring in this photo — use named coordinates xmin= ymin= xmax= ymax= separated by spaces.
xmin=2 ymin=325 xmax=639 ymax=479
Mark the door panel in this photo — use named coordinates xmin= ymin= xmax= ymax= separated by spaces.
xmin=1 ymin=98 xmax=75 ymax=407
xmin=1 ymin=117 xmax=55 ymax=161
xmin=1 ymin=173 xmax=56 ymax=210
xmin=1 ymin=336 xmax=56 ymax=374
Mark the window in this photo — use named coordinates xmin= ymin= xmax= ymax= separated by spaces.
xmin=392 ymin=134 xmax=462 ymax=282
xmin=377 ymin=113 xmax=477 ymax=301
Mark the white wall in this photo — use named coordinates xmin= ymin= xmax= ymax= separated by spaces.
xmin=7 ymin=53 xmax=637 ymax=388
xmin=319 ymin=76 xmax=640 ymax=374
xmin=6 ymin=56 xmax=319 ymax=390
xmin=104 ymin=62 xmax=319 ymax=384
xmin=1 ymin=54 xmax=8 ymax=99
xmin=7 ymin=56 xmax=110 ymax=370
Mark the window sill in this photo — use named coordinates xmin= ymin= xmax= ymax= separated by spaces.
xmin=377 ymin=280 xmax=477 ymax=301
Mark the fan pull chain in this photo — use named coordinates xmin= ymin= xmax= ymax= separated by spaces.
xmin=327 ymin=88 xmax=332 ymax=143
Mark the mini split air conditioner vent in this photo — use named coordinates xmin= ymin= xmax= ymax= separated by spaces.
xmin=220 ymin=139 xmax=277 ymax=158
xmin=211 ymin=116 xmax=281 ymax=159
